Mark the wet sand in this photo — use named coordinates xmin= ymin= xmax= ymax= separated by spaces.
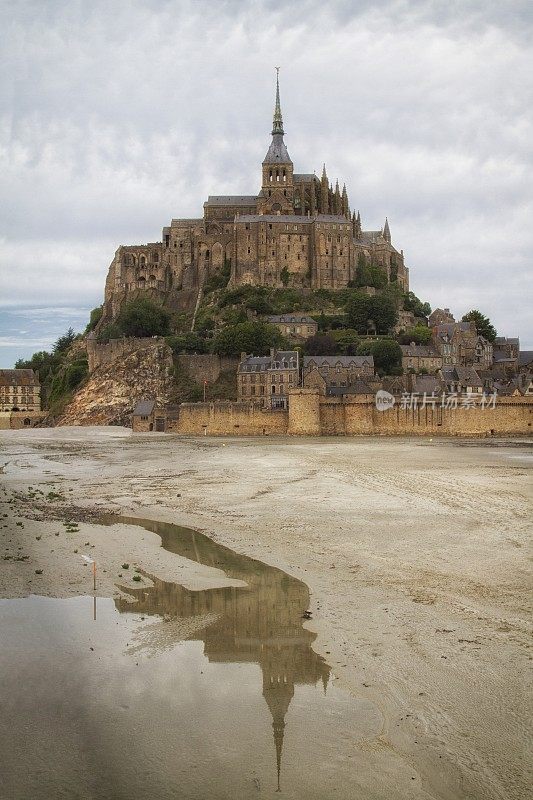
xmin=0 ymin=427 xmax=531 ymax=799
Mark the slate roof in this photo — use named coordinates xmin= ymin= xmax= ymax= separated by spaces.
xmin=434 ymin=322 xmax=474 ymax=339
xmin=412 ymin=375 xmax=444 ymax=395
xmin=0 ymin=369 xmax=39 ymax=386
xmin=267 ymin=315 xmax=317 ymax=324
xmin=441 ymin=366 xmax=482 ymax=386
xmin=304 ymin=356 xmax=374 ymax=369
xmin=239 ymin=356 xmax=271 ymax=373
xmin=205 ymin=196 xmax=258 ymax=206
xmin=239 ymin=351 xmax=298 ymax=372
xmin=132 ymin=399 xmax=156 ymax=416
xmin=518 ymin=350 xmax=533 ymax=367
xmin=328 ymin=380 xmax=374 ymax=396
xmin=400 ymin=344 xmax=440 ymax=358
xmin=236 ymin=214 xmax=350 ymax=225
xmin=293 ymin=173 xmax=319 ymax=183
xmin=271 ymin=351 xmax=299 ymax=369
xmin=263 ymin=133 xmax=292 ymax=164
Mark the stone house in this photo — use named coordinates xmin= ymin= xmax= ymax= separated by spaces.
xmin=238 ymin=350 xmax=299 ymax=409
xmin=432 ymin=321 xmax=479 ymax=367
xmin=266 ymin=314 xmax=318 ymax=340
xmin=492 ymin=337 xmax=520 ymax=375
xmin=428 ymin=308 xmax=455 ymax=327
xmin=302 ymin=355 xmax=374 ymax=392
xmin=0 ymin=369 xmax=41 ymax=412
xmin=473 ymin=336 xmax=493 ymax=370
xmin=133 ymin=400 xmax=158 ymax=432
xmin=441 ymin=366 xmax=483 ymax=394
xmin=400 ymin=343 xmax=442 ymax=373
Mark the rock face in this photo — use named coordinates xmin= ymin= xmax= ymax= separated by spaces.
xmin=58 ymin=339 xmax=175 ymax=426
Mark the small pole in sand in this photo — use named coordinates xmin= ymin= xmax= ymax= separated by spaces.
xmin=203 ymin=379 xmax=207 ymax=402
xmin=82 ymin=554 xmax=96 ymax=592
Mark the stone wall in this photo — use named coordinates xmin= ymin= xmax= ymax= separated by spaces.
xmin=3 ymin=412 xmax=46 ymax=430
xmin=176 ymin=354 xmax=239 ymax=385
xmin=287 ymin=389 xmax=321 ymax=435
xmin=169 ymin=392 xmax=533 ymax=437
xmin=177 ymin=401 xmax=288 ymax=436
xmin=87 ymin=336 xmax=166 ymax=373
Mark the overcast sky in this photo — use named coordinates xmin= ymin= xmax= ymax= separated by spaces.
xmin=1 ymin=0 xmax=532 ymax=366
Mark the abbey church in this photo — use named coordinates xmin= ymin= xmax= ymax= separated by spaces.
xmin=103 ymin=72 xmax=409 ymax=320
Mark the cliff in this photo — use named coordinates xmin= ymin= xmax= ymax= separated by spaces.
xmin=58 ymin=339 xmax=175 ymax=426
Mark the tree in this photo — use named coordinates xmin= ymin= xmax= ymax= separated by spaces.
xmin=357 ymin=339 xmax=403 ymax=375
xmin=368 ymin=265 xmax=388 ymax=290
xmin=85 ymin=306 xmax=103 ymax=333
xmin=53 ymin=327 xmax=76 ymax=355
xmin=461 ymin=309 xmax=497 ymax=342
xmin=398 ymin=325 xmax=432 ymax=345
xmin=345 ymin=292 xmax=370 ymax=332
xmin=166 ymin=333 xmax=207 ymax=354
xmin=330 ymin=328 xmax=360 ymax=355
xmin=211 ymin=322 xmax=284 ymax=357
xmin=304 ymin=334 xmax=337 ymax=356
xmin=403 ymin=291 xmax=431 ymax=318
xmin=369 ymin=295 xmax=398 ymax=334
xmin=116 ymin=297 xmax=171 ymax=338
xmin=345 ymin=292 xmax=397 ymax=334
xmin=97 ymin=323 xmax=121 ymax=343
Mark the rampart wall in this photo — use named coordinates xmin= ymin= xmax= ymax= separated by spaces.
xmin=170 ymin=392 xmax=533 ymax=437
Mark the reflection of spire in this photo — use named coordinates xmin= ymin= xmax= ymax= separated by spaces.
xmin=322 ymin=670 xmax=329 ymax=695
xmin=263 ymin=676 xmax=294 ymax=794
xmin=272 ymin=67 xmax=284 ymax=135
xmin=273 ymin=719 xmax=285 ymax=791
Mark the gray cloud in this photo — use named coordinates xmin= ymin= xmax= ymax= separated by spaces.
xmin=1 ymin=0 xmax=532 ymax=365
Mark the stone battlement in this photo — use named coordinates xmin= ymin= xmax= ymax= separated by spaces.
xmin=169 ymin=391 xmax=533 ymax=437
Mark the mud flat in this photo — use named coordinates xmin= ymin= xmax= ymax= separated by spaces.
xmin=0 ymin=427 xmax=531 ymax=799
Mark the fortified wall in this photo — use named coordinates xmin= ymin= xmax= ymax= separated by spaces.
xmin=86 ymin=335 xmax=166 ymax=373
xmin=86 ymin=336 xmax=238 ymax=384
xmin=170 ymin=391 xmax=533 ymax=437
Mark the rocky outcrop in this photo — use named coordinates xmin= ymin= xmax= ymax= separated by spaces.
xmin=58 ymin=339 xmax=175 ymax=426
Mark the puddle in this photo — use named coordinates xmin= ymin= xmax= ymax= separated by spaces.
xmin=0 ymin=517 xmax=382 ymax=799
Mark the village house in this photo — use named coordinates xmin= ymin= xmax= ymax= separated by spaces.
xmin=302 ymin=355 xmax=374 ymax=394
xmin=0 ymin=369 xmax=41 ymax=412
xmin=432 ymin=321 xmax=480 ymax=367
xmin=473 ymin=335 xmax=493 ymax=370
xmin=441 ymin=366 xmax=483 ymax=395
xmin=400 ymin=343 xmax=442 ymax=373
xmin=492 ymin=337 xmax=520 ymax=376
xmin=266 ymin=314 xmax=318 ymax=340
xmin=428 ymin=308 xmax=455 ymax=327
xmin=238 ymin=349 xmax=299 ymax=409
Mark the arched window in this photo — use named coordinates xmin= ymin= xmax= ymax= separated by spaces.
xmin=23 ymin=417 xmax=31 ymax=426
xmin=140 ymin=255 xmax=146 ymax=266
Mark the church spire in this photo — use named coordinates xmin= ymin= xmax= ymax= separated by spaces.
xmin=272 ymin=67 xmax=284 ymax=135
xmin=383 ymin=217 xmax=391 ymax=242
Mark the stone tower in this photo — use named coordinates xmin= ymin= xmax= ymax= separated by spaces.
xmin=260 ymin=68 xmax=294 ymax=214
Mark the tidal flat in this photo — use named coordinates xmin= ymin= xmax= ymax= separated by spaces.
xmin=0 ymin=427 xmax=531 ymax=799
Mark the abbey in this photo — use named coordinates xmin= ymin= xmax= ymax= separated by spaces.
xmin=103 ymin=72 xmax=409 ymax=320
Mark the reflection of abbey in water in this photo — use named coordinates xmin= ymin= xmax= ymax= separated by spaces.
xmin=113 ymin=517 xmax=329 ymax=791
